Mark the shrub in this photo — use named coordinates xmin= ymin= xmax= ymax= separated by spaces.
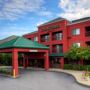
xmin=84 ymin=65 xmax=90 ymax=71
xmin=0 ymin=68 xmax=11 ymax=75
xmin=64 ymin=64 xmax=88 ymax=71
xmin=64 ymin=64 xmax=73 ymax=70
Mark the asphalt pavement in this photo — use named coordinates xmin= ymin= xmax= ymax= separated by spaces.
xmin=0 ymin=69 xmax=89 ymax=90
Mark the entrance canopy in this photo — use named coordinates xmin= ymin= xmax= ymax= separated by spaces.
xmin=0 ymin=36 xmax=49 ymax=49
xmin=0 ymin=36 xmax=49 ymax=77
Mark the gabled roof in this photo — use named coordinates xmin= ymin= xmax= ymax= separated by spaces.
xmin=23 ymin=31 xmax=38 ymax=36
xmin=38 ymin=17 xmax=90 ymax=26
xmin=38 ymin=17 xmax=66 ymax=27
xmin=69 ymin=17 xmax=90 ymax=25
xmin=0 ymin=36 xmax=49 ymax=49
xmin=0 ymin=35 xmax=17 ymax=45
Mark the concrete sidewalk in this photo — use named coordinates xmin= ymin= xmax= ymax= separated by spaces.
xmin=49 ymin=69 xmax=90 ymax=87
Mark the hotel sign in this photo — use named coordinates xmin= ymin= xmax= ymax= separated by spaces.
xmin=29 ymin=50 xmax=38 ymax=52
xmin=42 ymin=25 xmax=60 ymax=31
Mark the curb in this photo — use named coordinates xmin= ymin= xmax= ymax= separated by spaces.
xmin=0 ymin=74 xmax=20 ymax=79
xmin=49 ymin=69 xmax=90 ymax=88
xmin=0 ymin=73 xmax=13 ymax=78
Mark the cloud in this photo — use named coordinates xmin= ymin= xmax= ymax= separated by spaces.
xmin=58 ymin=0 xmax=90 ymax=20
xmin=0 ymin=0 xmax=45 ymax=20
xmin=37 ymin=11 xmax=53 ymax=17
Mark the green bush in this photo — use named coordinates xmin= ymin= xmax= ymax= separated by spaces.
xmin=72 ymin=64 xmax=85 ymax=70
xmin=64 ymin=64 xmax=73 ymax=70
xmin=0 ymin=68 xmax=11 ymax=75
xmin=84 ymin=65 xmax=90 ymax=71
xmin=64 ymin=64 xmax=89 ymax=71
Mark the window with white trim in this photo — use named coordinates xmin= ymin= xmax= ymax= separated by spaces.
xmin=72 ymin=28 xmax=80 ymax=35
xmin=41 ymin=34 xmax=49 ymax=42
xmin=73 ymin=43 xmax=80 ymax=47
xmin=54 ymin=32 xmax=63 ymax=40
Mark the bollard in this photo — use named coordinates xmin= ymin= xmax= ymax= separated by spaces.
xmin=13 ymin=69 xmax=16 ymax=78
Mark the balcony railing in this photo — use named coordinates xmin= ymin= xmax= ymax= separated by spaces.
xmin=41 ymin=38 xmax=49 ymax=42
xmin=85 ymin=31 xmax=90 ymax=37
xmin=52 ymin=49 xmax=63 ymax=54
xmin=52 ymin=36 xmax=62 ymax=40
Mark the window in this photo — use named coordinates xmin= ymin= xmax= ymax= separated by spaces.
xmin=73 ymin=43 xmax=80 ymax=47
xmin=52 ymin=44 xmax=63 ymax=53
xmin=53 ymin=32 xmax=63 ymax=40
xmin=85 ymin=26 xmax=90 ymax=37
xmin=45 ymin=35 xmax=49 ymax=41
xmin=56 ymin=45 xmax=62 ymax=53
xmin=56 ymin=32 xmax=63 ymax=40
xmin=72 ymin=28 xmax=80 ymax=35
xmin=41 ymin=34 xmax=49 ymax=42
xmin=34 ymin=37 xmax=38 ymax=41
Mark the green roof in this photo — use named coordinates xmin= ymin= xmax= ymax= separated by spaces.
xmin=49 ymin=53 xmax=64 ymax=57
xmin=0 ymin=36 xmax=49 ymax=49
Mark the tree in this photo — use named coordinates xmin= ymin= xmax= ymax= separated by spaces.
xmin=65 ymin=46 xmax=79 ymax=60
xmin=79 ymin=46 xmax=90 ymax=60
xmin=64 ymin=46 xmax=90 ymax=65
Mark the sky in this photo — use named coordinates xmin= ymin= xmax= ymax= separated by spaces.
xmin=0 ymin=0 xmax=90 ymax=40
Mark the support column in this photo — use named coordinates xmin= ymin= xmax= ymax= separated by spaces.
xmin=12 ymin=49 xmax=19 ymax=77
xmin=60 ymin=57 xmax=64 ymax=69
xmin=23 ymin=55 xmax=29 ymax=68
xmin=44 ymin=51 xmax=49 ymax=70
xmin=50 ymin=60 xmax=53 ymax=68
xmin=26 ymin=56 xmax=29 ymax=68
xmin=28 ymin=56 xmax=30 ymax=66
xmin=23 ymin=55 xmax=26 ymax=68
xmin=0 ymin=53 xmax=1 ymax=65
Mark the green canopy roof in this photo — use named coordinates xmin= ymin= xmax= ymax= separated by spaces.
xmin=0 ymin=36 xmax=49 ymax=49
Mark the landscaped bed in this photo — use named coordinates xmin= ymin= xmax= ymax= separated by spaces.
xmin=64 ymin=64 xmax=90 ymax=71
xmin=0 ymin=66 xmax=12 ymax=76
xmin=64 ymin=64 xmax=90 ymax=79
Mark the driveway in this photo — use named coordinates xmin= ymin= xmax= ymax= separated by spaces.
xmin=0 ymin=69 xmax=89 ymax=90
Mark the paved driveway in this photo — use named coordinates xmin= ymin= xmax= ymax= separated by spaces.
xmin=0 ymin=69 xmax=90 ymax=90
